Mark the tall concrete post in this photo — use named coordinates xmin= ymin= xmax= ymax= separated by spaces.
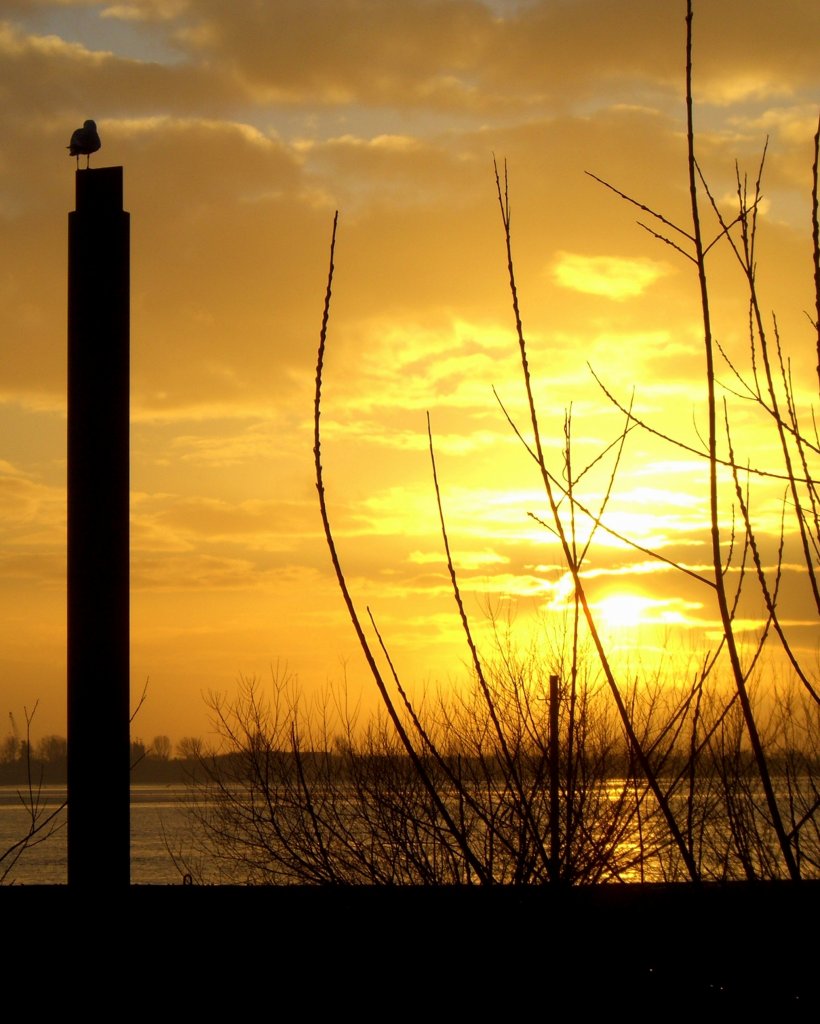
xmin=67 ymin=167 xmax=130 ymax=887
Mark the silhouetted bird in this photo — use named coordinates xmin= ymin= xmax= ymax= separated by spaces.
xmin=68 ymin=120 xmax=101 ymax=168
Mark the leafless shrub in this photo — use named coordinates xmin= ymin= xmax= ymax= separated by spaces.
xmin=0 ymin=704 xmax=66 ymax=885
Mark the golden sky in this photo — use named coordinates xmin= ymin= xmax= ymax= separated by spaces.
xmin=1 ymin=0 xmax=818 ymax=744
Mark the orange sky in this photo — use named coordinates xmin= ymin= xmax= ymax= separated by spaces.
xmin=1 ymin=1 xmax=818 ymax=745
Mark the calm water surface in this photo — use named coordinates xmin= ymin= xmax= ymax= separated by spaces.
xmin=4 ymin=777 xmax=813 ymax=885
xmin=0 ymin=784 xmax=195 ymax=884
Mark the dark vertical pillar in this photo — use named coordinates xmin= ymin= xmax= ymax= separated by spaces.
xmin=67 ymin=167 xmax=130 ymax=887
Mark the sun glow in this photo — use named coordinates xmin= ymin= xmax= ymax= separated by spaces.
xmin=595 ymin=592 xmax=657 ymax=631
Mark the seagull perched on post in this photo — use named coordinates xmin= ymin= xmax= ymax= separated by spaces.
xmin=68 ymin=120 xmax=101 ymax=168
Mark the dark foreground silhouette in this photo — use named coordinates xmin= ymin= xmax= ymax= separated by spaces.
xmin=5 ymin=880 xmax=817 ymax=1013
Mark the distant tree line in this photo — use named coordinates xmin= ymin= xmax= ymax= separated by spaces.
xmin=0 ymin=729 xmax=207 ymax=785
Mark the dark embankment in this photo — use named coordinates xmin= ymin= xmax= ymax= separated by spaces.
xmin=5 ymin=881 xmax=817 ymax=1013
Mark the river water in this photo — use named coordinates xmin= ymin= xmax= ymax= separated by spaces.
xmin=0 ymin=784 xmax=195 ymax=885
xmin=4 ymin=777 xmax=815 ymax=885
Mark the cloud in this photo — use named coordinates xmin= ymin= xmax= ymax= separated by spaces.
xmin=551 ymin=252 xmax=673 ymax=300
xmin=409 ymin=547 xmax=509 ymax=571
xmin=0 ymin=461 xmax=64 ymax=535
xmin=163 ymin=0 xmax=497 ymax=108
xmin=102 ymin=1 xmax=188 ymax=22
